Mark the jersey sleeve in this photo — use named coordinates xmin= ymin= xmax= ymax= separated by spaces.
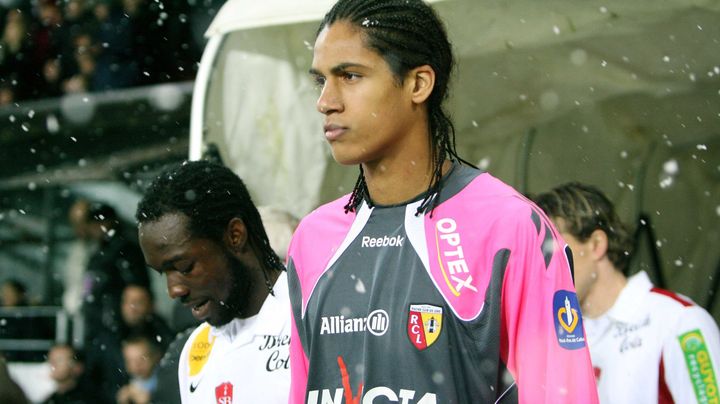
xmin=178 ymin=334 xmax=190 ymax=403
xmin=662 ymin=305 xmax=720 ymax=403
xmin=287 ymin=242 xmax=309 ymax=404
xmin=500 ymin=205 xmax=599 ymax=403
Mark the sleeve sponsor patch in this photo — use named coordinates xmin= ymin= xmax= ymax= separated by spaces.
xmin=679 ymin=329 xmax=719 ymax=403
xmin=553 ymin=290 xmax=586 ymax=350
xmin=189 ymin=325 xmax=216 ymax=376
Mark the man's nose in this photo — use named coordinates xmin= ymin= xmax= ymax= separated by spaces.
xmin=316 ymin=80 xmax=342 ymax=115
xmin=166 ymin=272 xmax=189 ymax=300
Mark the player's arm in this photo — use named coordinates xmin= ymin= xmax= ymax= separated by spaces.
xmin=177 ymin=338 xmax=190 ymax=403
xmin=662 ymin=305 xmax=720 ymax=403
xmin=286 ymin=252 xmax=310 ymax=404
xmin=500 ymin=205 xmax=598 ymax=403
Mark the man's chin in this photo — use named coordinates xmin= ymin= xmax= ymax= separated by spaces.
xmin=207 ymin=308 xmax=240 ymax=327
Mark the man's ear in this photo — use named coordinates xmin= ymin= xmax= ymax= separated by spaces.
xmin=589 ymin=229 xmax=609 ymax=261
xmin=224 ymin=218 xmax=248 ymax=253
xmin=408 ymin=64 xmax=435 ymax=105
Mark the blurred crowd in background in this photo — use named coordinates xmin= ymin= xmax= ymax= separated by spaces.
xmin=0 ymin=0 xmax=207 ymax=106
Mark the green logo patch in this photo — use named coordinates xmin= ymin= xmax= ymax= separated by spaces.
xmin=679 ymin=329 xmax=719 ymax=404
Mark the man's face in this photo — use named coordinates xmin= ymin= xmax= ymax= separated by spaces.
xmin=48 ymin=346 xmax=78 ymax=383
xmin=68 ymin=200 xmax=90 ymax=239
xmin=122 ymin=341 xmax=159 ymax=380
xmin=138 ymin=213 xmax=254 ymax=327
xmin=311 ymin=21 xmax=418 ymax=167
xmin=555 ymin=218 xmax=596 ymax=302
xmin=121 ymin=286 xmax=153 ymax=327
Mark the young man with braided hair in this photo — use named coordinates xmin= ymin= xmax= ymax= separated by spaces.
xmin=136 ymin=160 xmax=290 ymax=403
xmin=287 ymin=0 xmax=598 ymax=402
xmin=534 ymin=182 xmax=720 ymax=403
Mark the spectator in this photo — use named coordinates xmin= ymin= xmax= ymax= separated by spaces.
xmin=81 ymin=202 xmax=150 ymax=342
xmin=85 ymin=284 xmax=169 ymax=403
xmin=119 ymin=284 xmax=173 ymax=348
xmin=0 ymin=84 xmax=14 ymax=106
xmin=1 ymin=279 xmax=28 ymax=307
xmin=62 ymin=199 xmax=93 ymax=316
xmin=43 ymin=344 xmax=97 ymax=403
xmin=28 ymin=0 xmax=64 ymax=92
xmin=0 ymin=10 xmax=34 ymax=100
xmin=0 ymin=279 xmax=32 ymax=358
xmin=88 ymin=0 xmax=138 ymax=90
xmin=0 ymin=0 xmax=201 ymax=103
xmin=1 ymin=279 xmax=52 ymax=361
xmin=150 ymin=327 xmax=194 ymax=404
xmin=56 ymin=0 xmax=92 ymax=81
xmin=0 ymin=354 xmax=28 ymax=404
xmin=116 ymin=334 xmax=162 ymax=404
xmin=533 ymin=182 xmax=720 ymax=403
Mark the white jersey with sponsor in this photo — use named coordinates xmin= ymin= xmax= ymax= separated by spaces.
xmin=178 ymin=272 xmax=291 ymax=404
xmin=585 ymin=270 xmax=720 ymax=403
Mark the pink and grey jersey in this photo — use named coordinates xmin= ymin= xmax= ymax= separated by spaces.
xmin=287 ymin=165 xmax=598 ymax=403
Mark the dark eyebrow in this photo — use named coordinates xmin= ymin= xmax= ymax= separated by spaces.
xmin=309 ymin=63 xmax=369 ymax=76
xmin=157 ymin=256 xmax=184 ymax=272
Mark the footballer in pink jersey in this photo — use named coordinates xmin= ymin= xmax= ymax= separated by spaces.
xmin=287 ymin=1 xmax=599 ymax=403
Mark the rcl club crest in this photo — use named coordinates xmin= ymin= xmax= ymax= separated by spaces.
xmin=215 ymin=382 xmax=233 ymax=404
xmin=407 ymin=304 xmax=443 ymax=350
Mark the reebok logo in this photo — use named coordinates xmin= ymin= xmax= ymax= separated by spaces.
xmin=361 ymin=235 xmax=404 ymax=248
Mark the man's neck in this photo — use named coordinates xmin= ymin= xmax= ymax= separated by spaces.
xmin=582 ymin=262 xmax=628 ymax=318
xmin=243 ymin=267 xmax=281 ymax=318
xmin=56 ymin=379 xmax=78 ymax=394
xmin=363 ymin=155 xmax=451 ymax=206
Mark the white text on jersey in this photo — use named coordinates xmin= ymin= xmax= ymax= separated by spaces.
xmin=436 ymin=218 xmax=477 ymax=294
xmin=361 ymin=235 xmax=405 ymax=248
xmin=308 ymin=387 xmax=437 ymax=404
xmin=320 ymin=310 xmax=389 ymax=336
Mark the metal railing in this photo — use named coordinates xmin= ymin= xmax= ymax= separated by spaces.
xmin=0 ymin=306 xmax=82 ymax=354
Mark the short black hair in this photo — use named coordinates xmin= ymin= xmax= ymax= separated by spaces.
xmin=135 ymin=160 xmax=284 ymax=274
xmin=1 ymin=279 xmax=26 ymax=295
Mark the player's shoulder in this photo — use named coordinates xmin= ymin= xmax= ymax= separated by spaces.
xmin=181 ymin=322 xmax=213 ymax=355
xmin=645 ymin=287 xmax=718 ymax=331
xmin=294 ymin=194 xmax=353 ymax=235
xmin=446 ymin=170 xmax=548 ymax=235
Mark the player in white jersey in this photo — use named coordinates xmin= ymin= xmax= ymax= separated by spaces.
xmin=534 ymin=182 xmax=720 ymax=403
xmin=136 ymin=161 xmax=291 ymax=403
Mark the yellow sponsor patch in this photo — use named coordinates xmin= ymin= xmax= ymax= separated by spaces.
xmin=680 ymin=329 xmax=719 ymax=404
xmin=189 ymin=325 xmax=215 ymax=376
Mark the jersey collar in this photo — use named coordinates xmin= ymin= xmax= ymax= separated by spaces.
xmin=605 ymin=270 xmax=653 ymax=323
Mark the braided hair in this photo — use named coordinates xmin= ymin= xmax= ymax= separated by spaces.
xmin=135 ymin=161 xmax=284 ymax=277
xmin=319 ymin=0 xmax=475 ymax=216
